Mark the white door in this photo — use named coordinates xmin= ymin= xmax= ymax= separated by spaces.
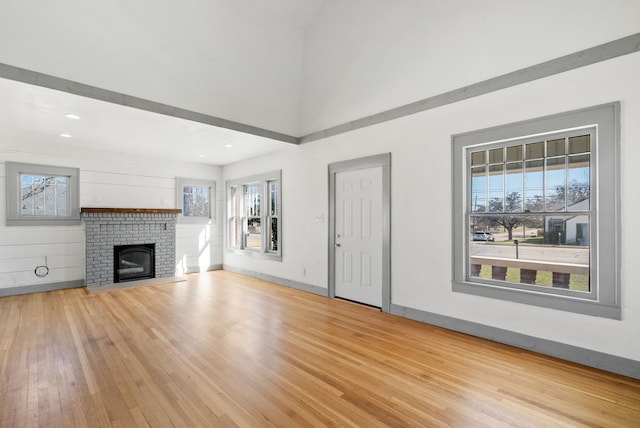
xmin=334 ymin=167 xmax=383 ymax=307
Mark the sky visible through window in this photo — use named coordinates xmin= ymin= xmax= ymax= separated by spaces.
xmin=20 ymin=174 xmax=69 ymax=217
xmin=183 ymin=185 xmax=210 ymax=217
xmin=469 ymin=134 xmax=591 ymax=292
xmin=471 ymin=135 xmax=590 ymax=215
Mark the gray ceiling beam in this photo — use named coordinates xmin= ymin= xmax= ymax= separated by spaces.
xmin=299 ymin=32 xmax=640 ymax=144
xmin=2 ymin=32 xmax=638 ymax=147
xmin=0 ymin=63 xmax=299 ymax=145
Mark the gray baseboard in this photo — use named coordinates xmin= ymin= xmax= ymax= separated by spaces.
xmin=0 ymin=279 xmax=85 ymax=297
xmin=222 ymin=265 xmax=328 ymax=297
xmin=390 ymin=303 xmax=640 ymax=380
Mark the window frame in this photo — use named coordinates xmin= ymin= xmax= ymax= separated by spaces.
xmin=6 ymin=161 xmax=80 ymax=226
xmin=452 ymin=103 xmax=620 ymax=319
xmin=176 ymin=177 xmax=216 ymax=224
xmin=226 ymin=170 xmax=282 ymax=261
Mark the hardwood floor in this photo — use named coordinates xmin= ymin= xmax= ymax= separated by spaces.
xmin=1 ymin=271 xmax=639 ymax=427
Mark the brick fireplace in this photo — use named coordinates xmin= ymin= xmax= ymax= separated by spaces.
xmin=81 ymin=208 xmax=180 ymax=287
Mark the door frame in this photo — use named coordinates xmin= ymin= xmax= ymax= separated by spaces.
xmin=328 ymin=153 xmax=391 ymax=313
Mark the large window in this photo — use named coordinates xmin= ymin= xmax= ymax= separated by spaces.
xmin=176 ymin=177 xmax=216 ymax=224
xmin=226 ymin=171 xmax=281 ymax=260
xmin=6 ymin=162 xmax=80 ymax=226
xmin=452 ymin=103 xmax=620 ymax=319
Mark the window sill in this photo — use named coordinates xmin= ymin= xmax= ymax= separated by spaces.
xmin=225 ymin=248 xmax=282 ymax=261
xmin=452 ymin=280 xmax=621 ymax=320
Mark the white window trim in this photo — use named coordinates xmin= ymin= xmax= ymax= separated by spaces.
xmin=226 ymin=170 xmax=282 ymax=261
xmin=5 ymin=161 xmax=80 ymax=226
xmin=451 ymin=103 xmax=620 ymax=319
xmin=176 ymin=177 xmax=216 ymax=224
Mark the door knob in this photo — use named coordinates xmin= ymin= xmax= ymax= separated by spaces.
xmin=335 ymin=243 xmax=341 ymax=247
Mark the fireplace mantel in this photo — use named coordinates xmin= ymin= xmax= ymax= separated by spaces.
xmin=81 ymin=207 xmax=182 ymax=214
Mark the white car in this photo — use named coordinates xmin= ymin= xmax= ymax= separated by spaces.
xmin=473 ymin=231 xmax=495 ymax=242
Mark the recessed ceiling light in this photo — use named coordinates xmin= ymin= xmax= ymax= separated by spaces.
xmin=64 ymin=113 xmax=80 ymax=120
xmin=60 ymin=133 xmax=72 ymax=138
xmin=225 ymin=144 xmax=233 ymax=148
xmin=198 ymin=154 xmax=206 ymax=158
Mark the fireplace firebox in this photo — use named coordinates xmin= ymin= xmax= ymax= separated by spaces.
xmin=114 ymin=244 xmax=155 ymax=283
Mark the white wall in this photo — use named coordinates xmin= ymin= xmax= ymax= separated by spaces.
xmin=0 ymin=0 xmax=308 ymax=135
xmin=224 ymin=51 xmax=640 ymax=362
xmin=300 ymin=0 xmax=640 ymax=134
xmin=0 ymin=140 xmax=222 ymax=289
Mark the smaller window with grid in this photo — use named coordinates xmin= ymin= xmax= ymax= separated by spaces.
xmin=6 ymin=162 xmax=80 ymax=226
xmin=176 ymin=177 xmax=216 ymax=224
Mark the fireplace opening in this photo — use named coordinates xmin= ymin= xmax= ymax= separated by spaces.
xmin=114 ymin=244 xmax=155 ymax=283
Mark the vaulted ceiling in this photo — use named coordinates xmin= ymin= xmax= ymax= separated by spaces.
xmin=0 ymin=0 xmax=325 ymax=165
xmin=1 ymin=1 xmax=638 ymax=166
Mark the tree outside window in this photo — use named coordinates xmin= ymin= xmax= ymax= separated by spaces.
xmin=176 ymin=178 xmax=216 ymax=224
xmin=6 ymin=162 xmax=80 ymax=226
xmin=452 ymin=103 xmax=620 ymax=319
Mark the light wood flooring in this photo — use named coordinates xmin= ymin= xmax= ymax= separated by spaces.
xmin=1 ymin=271 xmax=639 ymax=427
